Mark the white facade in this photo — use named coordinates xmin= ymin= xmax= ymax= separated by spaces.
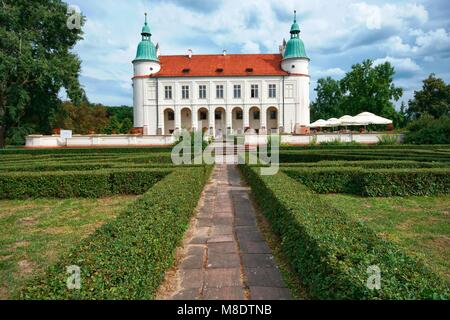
xmin=132 ymin=73 xmax=310 ymax=136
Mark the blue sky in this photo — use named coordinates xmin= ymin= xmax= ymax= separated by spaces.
xmin=68 ymin=0 xmax=450 ymax=108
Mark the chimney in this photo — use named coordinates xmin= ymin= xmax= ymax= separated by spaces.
xmin=223 ymin=49 xmax=227 ymax=56
xmin=188 ymin=49 xmax=193 ymax=59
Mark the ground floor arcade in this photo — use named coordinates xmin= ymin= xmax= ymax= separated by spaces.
xmin=160 ymin=105 xmax=282 ymax=137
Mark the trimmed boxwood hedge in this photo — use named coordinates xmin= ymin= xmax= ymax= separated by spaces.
xmin=239 ymin=165 xmax=449 ymax=299
xmin=279 ymin=151 xmax=450 ymax=163
xmin=283 ymin=167 xmax=450 ymax=196
xmin=19 ymin=166 xmax=212 ymax=300
xmin=0 ymin=169 xmax=171 ymax=199
xmin=279 ymin=160 xmax=449 ymax=169
xmin=0 ymin=147 xmax=173 ymax=155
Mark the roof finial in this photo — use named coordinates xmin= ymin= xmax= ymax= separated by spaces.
xmin=294 ymin=10 xmax=297 ymax=23
xmin=144 ymin=12 xmax=148 ymax=25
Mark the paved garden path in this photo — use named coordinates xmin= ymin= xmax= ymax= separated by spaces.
xmin=167 ymin=164 xmax=291 ymax=300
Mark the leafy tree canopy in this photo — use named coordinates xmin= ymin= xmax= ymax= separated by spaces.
xmin=311 ymin=59 xmax=403 ymax=126
xmin=0 ymin=0 xmax=84 ymax=146
xmin=407 ymin=74 xmax=450 ymax=120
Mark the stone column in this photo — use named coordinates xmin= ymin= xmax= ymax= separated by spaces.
xmin=175 ymin=106 xmax=181 ymax=131
xmin=191 ymin=106 xmax=198 ymax=131
xmin=260 ymin=106 xmax=267 ymax=134
xmin=243 ymin=106 xmax=250 ymax=130
xmin=226 ymin=107 xmax=232 ymax=134
xmin=209 ymin=107 xmax=215 ymax=136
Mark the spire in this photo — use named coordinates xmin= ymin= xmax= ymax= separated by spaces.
xmin=141 ymin=12 xmax=152 ymax=37
xmin=134 ymin=12 xmax=159 ymax=62
xmin=290 ymin=10 xmax=301 ymax=36
xmin=283 ymin=10 xmax=308 ymax=60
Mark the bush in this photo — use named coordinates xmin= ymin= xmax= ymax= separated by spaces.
xmin=377 ymin=135 xmax=400 ymax=145
xmin=404 ymin=115 xmax=450 ymax=145
xmin=0 ymin=169 xmax=170 ymax=199
xmin=19 ymin=166 xmax=212 ymax=299
xmin=239 ymin=165 xmax=449 ymax=299
xmin=279 ymin=160 xmax=449 ymax=169
xmin=284 ymin=167 xmax=450 ymax=196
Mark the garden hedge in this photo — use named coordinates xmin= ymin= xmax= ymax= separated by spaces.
xmin=279 ymin=160 xmax=449 ymax=169
xmin=279 ymin=151 xmax=450 ymax=163
xmin=0 ymin=147 xmax=173 ymax=155
xmin=19 ymin=166 xmax=212 ymax=299
xmin=283 ymin=167 xmax=450 ymax=196
xmin=0 ymin=169 xmax=171 ymax=199
xmin=239 ymin=165 xmax=449 ymax=299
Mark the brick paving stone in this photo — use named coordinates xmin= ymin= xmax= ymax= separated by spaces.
xmin=239 ymin=241 xmax=271 ymax=254
xmin=172 ymin=289 xmax=201 ymax=300
xmin=167 ymin=162 xmax=291 ymax=301
xmin=205 ymin=268 xmax=242 ymax=288
xmin=249 ymin=287 xmax=291 ymax=300
xmin=207 ymin=252 xmax=241 ymax=269
xmin=207 ymin=235 xmax=234 ymax=243
xmin=241 ymin=254 xmax=277 ymax=268
xmin=208 ymin=242 xmax=238 ymax=254
xmin=244 ymin=267 xmax=285 ymax=288
xmin=204 ymin=287 xmax=245 ymax=300
xmin=180 ymin=269 xmax=204 ymax=289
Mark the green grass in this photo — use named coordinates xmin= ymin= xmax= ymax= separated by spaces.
xmin=321 ymin=194 xmax=450 ymax=283
xmin=0 ymin=196 xmax=137 ymax=299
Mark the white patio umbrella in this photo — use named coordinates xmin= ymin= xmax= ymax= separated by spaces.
xmin=325 ymin=118 xmax=341 ymax=127
xmin=338 ymin=115 xmax=358 ymax=126
xmin=309 ymin=119 xmax=329 ymax=128
xmin=353 ymin=112 xmax=392 ymax=125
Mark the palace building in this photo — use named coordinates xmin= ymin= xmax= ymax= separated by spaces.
xmin=132 ymin=11 xmax=310 ymax=137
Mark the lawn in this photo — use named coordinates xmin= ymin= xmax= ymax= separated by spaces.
xmin=0 ymin=196 xmax=137 ymax=299
xmin=321 ymin=194 xmax=450 ymax=283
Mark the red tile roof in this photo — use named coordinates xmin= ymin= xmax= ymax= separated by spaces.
xmin=150 ymin=54 xmax=289 ymax=77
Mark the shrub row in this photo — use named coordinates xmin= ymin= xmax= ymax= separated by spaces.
xmin=279 ymin=151 xmax=450 ymax=163
xmin=19 ymin=166 xmax=212 ymax=299
xmin=281 ymin=144 xmax=450 ymax=151
xmin=239 ymin=165 xmax=449 ymax=299
xmin=280 ymin=160 xmax=449 ymax=169
xmin=0 ymin=147 xmax=173 ymax=155
xmin=283 ymin=167 xmax=450 ymax=196
xmin=0 ymin=169 xmax=171 ymax=199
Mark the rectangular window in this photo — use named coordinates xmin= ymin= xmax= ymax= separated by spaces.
xmin=270 ymin=110 xmax=277 ymax=120
xmin=285 ymin=84 xmax=294 ymax=98
xmin=215 ymin=111 xmax=222 ymax=120
xmin=233 ymin=85 xmax=241 ymax=99
xmin=236 ymin=111 xmax=243 ymax=120
xmin=164 ymin=86 xmax=172 ymax=100
xmin=182 ymin=85 xmax=189 ymax=99
xmin=199 ymin=85 xmax=207 ymax=99
xmin=251 ymin=84 xmax=259 ymax=98
xmin=168 ymin=111 xmax=175 ymax=121
xmin=268 ymin=84 xmax=277 ymax=98
xmin=216 ymin=85 xmax=224 ymax=99
xmin=253 ymin=111 xmax=260 ymax=120
xmin=199 ymin=111 xmax=207 ymax=120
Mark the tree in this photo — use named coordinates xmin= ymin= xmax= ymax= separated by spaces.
xmin=310 ymin=77 xmax=343 ymax=121
xmin=121 ymin=118 xmax=133 ymax=134
xmin=407 ymin=74 xmax=450 ymax=120
xmin=340 ymin=60 xmax=403 ymax=122
xmin=0 ymin=0 xmax=84 ymax=147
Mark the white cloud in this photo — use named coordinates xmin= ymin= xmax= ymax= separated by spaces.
xmin=351 ymin=2 xmax=428 ymax=30
xmin=374 ymin=56 xmax=421 ymax=73
xmin=316 ymin=68 xmax=346 ymax=78
xmin=241 ymin=41 xmax=261 ymax=54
